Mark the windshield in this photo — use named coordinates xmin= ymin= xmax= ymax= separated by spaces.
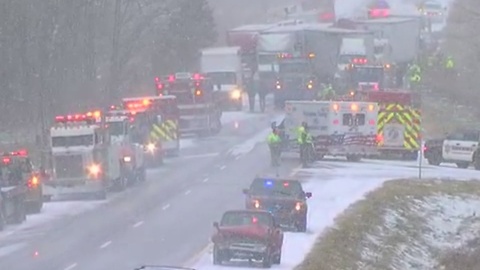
xmin=51 ymin=135 xmax=94 ymax=147
xmin=338 ymin=55 xmax=366 ymax=65
xmin=249 ymin=179 xmax=302 ymax=197
xmin=353 ymin=67 xmax=384 ymax=83
xmin=107 ymin=121 xmax=125 ymax=136
xmin=258 ymin=54 xmax=278 ymax=65
xmin=279 ymin=61 xmax=310 ymax=74
xmin=207 ymin=72 xmax=236 ymax=85
xmin=220 ymin=212 xmax=272 ymax=226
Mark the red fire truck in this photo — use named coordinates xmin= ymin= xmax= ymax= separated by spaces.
xmin=155 ymin=72 xmax=222 ymax=136
xmin=122 ymin=96 xmax=180 ymax=164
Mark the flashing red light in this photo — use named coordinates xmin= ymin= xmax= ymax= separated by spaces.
xmin=252 ymin=217 xmax=258 ymax=223
xmin=156 ymin=83 xmax=163 ymax=90
xmin=373 ymin=83 xmax=379 ymax=91
xmin=353 ymin=58 xmax=367 ymax=64
xmin=168 ymin=75 xmax=175 ymax=82
xmin=370 ymin=9 xmax=389 ymax=18
xmin=2 ymin=157 xmax=10 ymax=164
xmin=320 ymin=12 xmax=334 ymax=21
xmin=333 ymin=119 xmax=340 ymax=125
xmin=369 ymin=119 xmax=376 ymax=125
xmin=283 ymin=182 xmax=289 ymax=187
xmin=376 ymin=134 xmax=383 ymax=143
xmin=193 ymin=73 xmax=202 ymax=80
xmin=155 ymin=77 xmax=160 ymax=82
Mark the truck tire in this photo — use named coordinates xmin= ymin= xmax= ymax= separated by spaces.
xmin=456 ymin=162 xmax=469 ymax=169
xmin=346 ymin=154 xmax=361 ymax=162
xmin=272 ymin=249 xmax=282 ymax=265
xmin=261 ymin=250 xmax=272 ymax=268
xmin=212 ymin=245 xmax=223 ymax=265
xmin=27 ymin=201 xmax=43 ymax=214
xmin=296 ymin=215 xmax=307 ymax=232
xmin=12 ymin=199 xmax=26 ymax=224
xmin=426 ymin=150 xmax=442 ymax=166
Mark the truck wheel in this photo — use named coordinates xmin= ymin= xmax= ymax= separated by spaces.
xmin=12 ymin=200 xmax=26 ymax=224
xmin=456 ymin=162 xmax=469 ymax=169
xmin=261 ymin=251 xmax=272 ymax=268
xmin=296 ymin=215 xmax=307 ymax=232
xmin=346 ymin=155 xmax=361 ymax=162
xmin=0 ymin=212 xmax=5 ymax=231
xmin=94 ymin=190 xmax=107 ymax=200
xmin=272 ymin=250 xmax=282 ymax=264
xmin=27 ymin=201 xmax=43 ymax=214
xmin=212 ymin=245 xmax=223 ymax=265
xmin=427 ymin=151 xmax=442 ymax=166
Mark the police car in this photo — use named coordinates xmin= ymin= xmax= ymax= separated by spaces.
xmin=424 ymin=129 xmax=480 ymax=169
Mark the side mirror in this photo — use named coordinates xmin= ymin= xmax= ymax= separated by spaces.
xmin=213 ymin=222 xmax=219 ymax=229
xmin=242 ymin=188 xmax=249 ymax=195
xmin=305 ymin=192 xmax=312 ymax=198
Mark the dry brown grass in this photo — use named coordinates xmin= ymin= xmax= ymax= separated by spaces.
xmin=295 ymin=179 xmax=480 ymax=270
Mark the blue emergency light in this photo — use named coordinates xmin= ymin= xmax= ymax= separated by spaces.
xmin=264 ymin=180 xmax=273 ymax=186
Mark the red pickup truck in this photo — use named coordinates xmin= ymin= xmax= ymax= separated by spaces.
xmin=212 ymin=210 xmax=283 ymax=268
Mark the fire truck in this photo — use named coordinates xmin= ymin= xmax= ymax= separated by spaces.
xmin=122 ymin=95 xmax=180 ymax=166
xmin=43 ymin=112 xmax=122 ymax=200
xmin=155 ymin=72 xmax=222 ymax=136
xmin=344 ymin=90 xmax=421 ymax=160
xmin=103 ymin=107 xmax=146 ymax=187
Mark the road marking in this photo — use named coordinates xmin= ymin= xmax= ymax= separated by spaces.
xmin=219 ymin=165 xmax=226 ymax=170
xmin=185 ymin=190 xmax=191 ymax=195
xmin=202 ymin=177 xmax=209 ymax=182
xmin=181 ymin=153 xmax=219 ymax=159
xmin=99 ymin=241 xmax=112 ymax=249
xmin=133 ymin=221 xmax=144 ymax=228
xmin=64 ymin=263 xmax=78 ymax=270
xmin=183 ymin=243 xmax=213 ymax=267
xmin=162 ymin=204 xmax=170 ymax=210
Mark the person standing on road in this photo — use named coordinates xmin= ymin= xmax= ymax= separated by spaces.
xmin=297 ymin=122 xmax=313 ymax=168
xmin=267 ymin=125 xmax=282 ymax=166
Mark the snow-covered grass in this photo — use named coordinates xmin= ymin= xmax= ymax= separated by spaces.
xmin=296 ymin=179 xmax=480 ymax=270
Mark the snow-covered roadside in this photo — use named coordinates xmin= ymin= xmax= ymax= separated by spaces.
xmin=192 ymin=159 xmax=480 ymax=270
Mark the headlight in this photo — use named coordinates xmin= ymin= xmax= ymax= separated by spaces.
xmin=146 ymin=143 xmax=156 ymax=153
xmin=295 ymin=202 xmax=303 ymax=211
xmin=230 ymin=89 xmax=241 ymax=99
xmin=88 ymin=164 xmax=101 ymax=176
xmin=123 ymin=156 xmax=131 ymax=162
xmin=253 ymin=200 xmax=260 ymax=209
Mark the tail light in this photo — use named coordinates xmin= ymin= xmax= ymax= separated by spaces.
xmin=376 ymin=134 xmax=384 ymax=143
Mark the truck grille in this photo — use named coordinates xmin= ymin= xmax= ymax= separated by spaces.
xmin=54 ymin=154 xmax=84 ymax=178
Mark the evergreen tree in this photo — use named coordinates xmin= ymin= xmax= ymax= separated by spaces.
xmin=154 ymin=0 xmax=217 ymax=73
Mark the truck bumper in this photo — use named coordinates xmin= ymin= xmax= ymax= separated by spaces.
xmin=216 ymin=243 xmax=268 ymax=260
xmin=43 ymin=178 xmax=105 ymax=197
xmin=324 ymin=145 xmax=378 ymax=156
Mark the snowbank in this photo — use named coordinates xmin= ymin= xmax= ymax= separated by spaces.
xmin=296 ymin=179 xmax=480 ymax=270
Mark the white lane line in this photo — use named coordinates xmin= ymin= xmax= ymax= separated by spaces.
xmin=64 ymin=263 xmax=78 ymax=270
xmin=162 ymin=204 xmax=170 ymax=210
xmin=185 ymin=190 xmax=191 ymax=195
xmin=220 ymin=165 xmax=226 ymax=170
xmin=203 ymin=177 xmax=209 ymax=182
xmin=133 ymin=221 xmax=144 ymax=228
xmin=99 ymin=241 xmax=112 ymax=249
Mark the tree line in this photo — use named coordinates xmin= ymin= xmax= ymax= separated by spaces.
xmin=0 ymin=0 xmax=216 ymax=134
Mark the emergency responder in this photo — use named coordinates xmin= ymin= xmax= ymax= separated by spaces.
xmin=267 ymin=124 xmax=282 ymax=166
xmin=319 ymin=83 xmax=335 ymax=100
xmin=408 ymin=63 xmax=421 ymax=77
xmin=445 ymin=56 xmax=454 ymax=70
xmin=409 ymin=72 xmax=421 ymax=90
xmin=297 ymin=122 xmax=313 ymax=167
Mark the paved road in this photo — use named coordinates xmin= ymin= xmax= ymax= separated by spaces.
xmin=0 ymin=108 xmax=296 ymax=270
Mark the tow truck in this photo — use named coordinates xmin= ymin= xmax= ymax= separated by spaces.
xmin=212 ymin=209 xmax=283 ymax=268
xmin=103 ymin=107 xmax=146 ymax=187
xmin=274 ymin=53 xmax=317 ymax=108
xmin=0 ymin=151 xmax=28 ymax=230
xmin=281 ymin=100 xmax=379 ymax=162
xmin=43 ymin=112 xmax=122 ymax=200
xmin=122 ymin=95 xmax=179 ymax=166
xmin=155 ymin=72 xmax=222 ymax=136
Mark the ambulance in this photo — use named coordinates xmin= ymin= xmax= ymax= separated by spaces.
xmin=282 ymin=100 xmax=379 ymax=161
